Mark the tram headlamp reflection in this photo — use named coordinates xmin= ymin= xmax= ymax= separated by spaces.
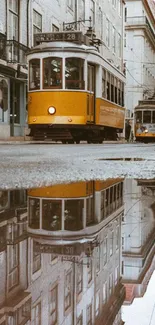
xmin=48 ymin=107 xmax=56 ymax=115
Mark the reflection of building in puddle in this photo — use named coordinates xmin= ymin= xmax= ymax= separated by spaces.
xmin=0 ymin=189 xmax=31 ymax=325
xmin=122 ymin=179 xmax=155 ymax=305
xmin=27 ymin=180 xmax=125 ymax=325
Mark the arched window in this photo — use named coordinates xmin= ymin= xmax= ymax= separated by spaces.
xmin=65 ymin=58 xmax=84 ymax=90
xmin=43 ymin=57 xmax=62 ymax=89
xmin=29 ymin=59 xmax=40 ymax=90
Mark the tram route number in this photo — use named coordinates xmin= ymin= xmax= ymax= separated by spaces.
xmin=34 ymin=241 xmax=82 ymax=255
xmin=34 ymin=31 xmax=83 ymax=45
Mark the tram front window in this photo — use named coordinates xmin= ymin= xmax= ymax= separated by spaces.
xmin=136 ymin=111 xmax=142 ymax=123
xmin=29 ymin=59 xmax=40 ymax=90
xmin=43 ymin=57 xmax=62 ymax=89
xmin=65 ymin=58 xmax=84 ymax=89
xmin=29 ymin=198 xmax=40 ymax=229
xmin=42 ymin=200 xmax=62 ymax=230
xmin=152 ymin=111 xmax=155 ymax=123
xmin=65 ymin=200 xmax=83 ymax=230
xmin=143 ymin=111 xmax=151 ymax=123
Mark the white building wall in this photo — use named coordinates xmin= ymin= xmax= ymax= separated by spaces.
xmin=125 ymin=0 xmax=155 ymax=116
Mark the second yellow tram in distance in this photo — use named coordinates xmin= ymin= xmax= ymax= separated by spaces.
xmin=27 ymin=31 xmax=125 ymax=143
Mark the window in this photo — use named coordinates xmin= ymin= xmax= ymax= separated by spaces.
xmin=124 ymin=7 xmax=127 ymax=22
xmin=65 ymin=200 xmax=83 ymax=231
xmin=87 ymin=304 xmax=92 ymax=325
xmin=107 ymin=72 xmax=110 ymax=101
xmin=50 ymin=286 xmax=58 ymax=325
xmin=80 ymin=0 xmax=85 ymax=20
xmin=67 ymin=0 xmax=74 ymax=10
xmin=143 ymin=111 xmax=151 ymax=123
xmin=109 ymin=273 xmax=113 ymax=296
xmin=76 ymin=263 xmax=83 ymax=295
xmin=118 ymin=33 xmax=121 ymax=57
xmin=17 ymin=300 xmax=31 ymax=325
xmin=111 ymin=76 xmax=114 ymax=102
xmin=118 ymin=0 xmax=122 ymax=16
xmin=52 ymin=24 xmax=59 ymax=32
xmin=152 ymin=111 xmax=155 ymax=123
xmin=0 ymin=78 xmax=8 ymax=123
xmin=96 ymin=246 xmax=100 ymax=273
xmin=43 ymin=57 xmax=62 ymax=89
xmin=87 ymin=259 xmax=93 ymax=284
xmin=86 ymin=197 xmax=94 ymax=226
xmin=29 ymin=59 xmax=40 ymax=90
xmin=42 ymin=199 xmax=62 ymax=231
xmin=116 ymin=227 xmax=119 ymax=250
xmin=103 ymin=282 xmax=107 ymax=304
xmin=112 ymin=0 xmax=116 ymax=8
xmin=112 ymin=27 xmax=116 ymax=53
xmin=29 ymin=198 xmax=40 ymax=229
xmin=110 ymin=231 xmax=113 ymax=256
xmin=77 ymin=314 xmax=83 ymax=325
xmin=136 ymin=111 xmax=142 ymax=123
xmin=32 ymin=302 xmax=41 ymax=325
xmin=65 ymin=58 xmax=84 ymax=90
xmin=114 ymin=78 xmax=118 ymax=104
xmin=33 ymin=10 xmax=42 ymax=34
xmin=95 ymin=291 xmax=100 ymax=317
xmin=102 ymin=69 xmax=106 ymax=98
xmin=64 ymin=270 xmax=72 ymax=311
xmin=90 ymin=0 xmax=95 ymax=26
xmin=8 ymin=0 xmax=19 ymax=41
xmin=124 ymin=33 xmax=127 ymax=48
xmin=121 ymin=261 xmax=124 ymax=275
xmin=103 ymin=238 xmax=107 ymax=266
xmin=33 ymin=248 xmax=41 ymax=274
xmin=115 ymin=266 xmax=119 ymax=285
xmin=106 ymin=18 xmax=110 ymax=47
xmin=8 ymin=244 xmax=19 ymax=290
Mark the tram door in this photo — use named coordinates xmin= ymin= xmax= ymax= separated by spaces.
xmin=87 ymin=64 xmax=95 ymax=123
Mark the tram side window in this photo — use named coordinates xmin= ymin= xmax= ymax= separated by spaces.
xmin=102 ymin=68 xmax=106 ymax=98
xmin=29 ymin=59 xmax=40 ymax=90
xmin=65 ymin=58 xmax=84 ymax=89
xmin=114 ymin=78 xmax=118 ymax=104
xmin=121 ymin=83 xmax=124 ymax=106
xmin=107 ymin=72 xmax=110 ymax=101
xmin=43 ymin=58 xmax=62 ymax=89
xmin=111 ymin=76 xmax=114 ymax=102
xmin=143 ymin=111 xmax=151 ymax=123
xmin=136 ymin=111 xmax=142 ymax=123
xmin=152 ymin=111 xmax=155 ymax=123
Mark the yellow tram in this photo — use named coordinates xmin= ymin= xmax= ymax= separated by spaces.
xmin=27 ymin=31 xmax=125 ymax=143
xmin=135 ymin=96 xmax=155 ymax=142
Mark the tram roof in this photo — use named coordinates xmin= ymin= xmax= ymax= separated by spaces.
xmin=28 ymin=41 xmax=97 ymax=54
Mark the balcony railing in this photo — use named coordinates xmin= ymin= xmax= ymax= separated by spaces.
xmin=126 ymin=16 xmax=155 ymax=41
xmin=0 ymin=34 xmax=29 ymax=65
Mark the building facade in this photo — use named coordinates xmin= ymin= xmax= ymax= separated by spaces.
xmin=0 ymin=0 xmax=125 ymax=139
xmin=122 ymin=179 xmax=155 ymax=304
xmin=124 ymin=0 xmax=155 ymax=127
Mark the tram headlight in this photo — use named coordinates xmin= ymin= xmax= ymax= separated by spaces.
xmin=48 ymin=107 xmax=56 ymax=115
xmin=144 ymin=129 xmax=148 ymax=133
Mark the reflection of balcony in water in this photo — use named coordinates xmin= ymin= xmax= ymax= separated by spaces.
xmin=122 ymin=179 xmax=155 ymax=304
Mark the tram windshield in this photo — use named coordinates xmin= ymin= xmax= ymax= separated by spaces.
xmin=43 ymin=57 xmax=62 ymax=89
xmin=135 ymin=111 xmax=142 ymax=123
xmin=65 ymin=58 xmax=84 ymax=90
xmin=143 ymin=111 xmax=151 ymax=123
xmin=42 ymin=200 xmax=62 ymax=230
xmin=29 ymin=59 xmax=40 ymax=90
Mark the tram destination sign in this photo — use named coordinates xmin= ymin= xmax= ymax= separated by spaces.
xmin=34 ymin=31 xmax=86 ymax=46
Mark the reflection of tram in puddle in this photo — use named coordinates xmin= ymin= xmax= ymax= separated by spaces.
xmin=28 ymin=180 xmax=125 ymax=325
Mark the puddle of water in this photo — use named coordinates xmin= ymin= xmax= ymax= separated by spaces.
xmin=0 ymin=178 xmax=155 ymax=324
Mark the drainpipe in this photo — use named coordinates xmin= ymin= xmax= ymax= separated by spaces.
xmin=27 ymin=0 xmax=30 ymax=48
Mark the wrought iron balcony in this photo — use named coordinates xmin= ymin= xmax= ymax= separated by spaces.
xmin=0 ymin=34 xmax=29 ymax=65
xmin=0 ymin=32 xmax=7 ymax=60
xmin=6 ymin=40 xmax=29 ymax=64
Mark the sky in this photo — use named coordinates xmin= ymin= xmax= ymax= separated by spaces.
xmin=122 ymin=271 xmax=155 ymax=325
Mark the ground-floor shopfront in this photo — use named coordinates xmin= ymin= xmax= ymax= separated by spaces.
xmin=0 ymin=64 xmax=27 ymax=139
